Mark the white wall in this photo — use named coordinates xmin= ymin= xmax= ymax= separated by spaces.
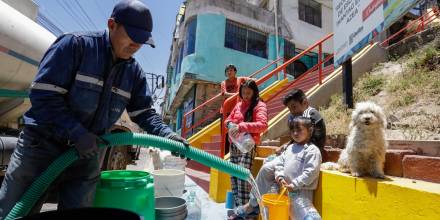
xmin=185 ymin=0 xmax=275 ymax=34
xmin=280 ymin=0 xmax=333 ymax=53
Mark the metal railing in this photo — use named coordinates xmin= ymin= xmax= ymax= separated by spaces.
xmin=181 ymin=57 xmax=283 ymax=138
xmin=381 ymin=7 xmax=439 ymax=47
xmin=220 ymin=33 xmax=334 ymax=157
xmin=183 ymin=6 xmax=440 ymax=156
xmin=264 ymin=55 xmax=334 ymax=105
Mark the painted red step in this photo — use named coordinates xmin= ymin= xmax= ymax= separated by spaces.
xmin=267 ymin=105 xmax=284 ymax=113
xmin=322 ymin=147 xmax=342 ymax=163
xmin=267 ymin=106 xmax=284 ymax=114
xmin=268 ymin=97 xmax=284 ymax=105
xmin=202 ymin=141 xmax=221 ymax=150
xmin=265 ymin=66 xmax=334 ymax=119
xmin=186 ymin=160 xmax=210 ymax=173
xmin=186 ymin=148 xmax=221 ymax=174
xmin=211 ymin=134 xmax=221 ymax=142
xmin=268 ymin=105 xmax=285 ymax=111
xmin=385 ymin=149 xmax=417 ymax=177
xmin=403 ymin=155 xmax=440 ymax=183
xmin=185 ymin=167 xmax=210 ymax=192
xmin=267 ymin=104 xmax=285 ymax=112
xmin=204 ymin=149 xmax=221 ymax=157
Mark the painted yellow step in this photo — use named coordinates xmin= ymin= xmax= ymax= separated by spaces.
xmin=256 ymin=145 xmax=279 ymax=158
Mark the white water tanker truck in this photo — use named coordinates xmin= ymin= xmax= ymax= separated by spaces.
xmin=0 ymin=0 xmax=143 ymax=183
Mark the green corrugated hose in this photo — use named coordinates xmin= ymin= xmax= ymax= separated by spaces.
xmin=5 ymin=132 xmax=250 ymax=220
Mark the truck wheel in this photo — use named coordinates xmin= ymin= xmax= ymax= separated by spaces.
xmin=103 ymin=146 xmax=130 ymax=170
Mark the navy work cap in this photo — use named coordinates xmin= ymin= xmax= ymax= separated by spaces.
xmin=111 ymin=0 xmax=155 ymax=47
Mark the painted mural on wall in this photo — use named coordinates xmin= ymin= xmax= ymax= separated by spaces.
xmin=333 ymin=0 xmax=420 ymax=67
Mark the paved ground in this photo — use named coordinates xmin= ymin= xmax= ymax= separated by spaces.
xmin=41 ymin=148 xmax=227 ymax=219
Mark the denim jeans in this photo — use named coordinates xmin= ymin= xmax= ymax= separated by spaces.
xmin=0 ymin=127 xmax=100 ymax=219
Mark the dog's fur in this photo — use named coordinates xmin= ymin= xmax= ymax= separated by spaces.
xmin=322 ymin=101 xmax=388 ymax=178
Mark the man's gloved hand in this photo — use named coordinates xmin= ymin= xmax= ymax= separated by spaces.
xmin=74 ymin=132 xmax=107 ymax=159
xmin=167 ymin=133 xmax=191 ymax=160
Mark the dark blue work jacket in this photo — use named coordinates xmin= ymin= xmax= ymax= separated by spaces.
xmin=24 ymin=31 xmax=172 ymax=143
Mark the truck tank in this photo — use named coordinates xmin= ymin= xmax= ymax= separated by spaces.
xmin=0 ymin=0 xmax=141 ymax=170
xmin=0 ymin=0 xmax=56 ymax=127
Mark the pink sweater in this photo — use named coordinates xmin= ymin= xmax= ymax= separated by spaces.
xmin=225 ymin=100 xmax=268 ymax=144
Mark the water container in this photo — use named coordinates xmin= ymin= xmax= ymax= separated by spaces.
xmin=155 ymin=196 xmax=187 ymax=220
xmin=163 ymin=155 xmax=187 ymax=171
xmin=94 ymin=170 xmax=155 ymax=219
xmin=17 ymin=207 xmax=141 ymax=220
xmin=225 ymin=191 xmax=235 ymax=209
xmin=186 ymin=191 xmax=201 ymax=220
xmin=229 ymin=132 xmax=255 ymax=153
xmin=262 ymin=193 xmax=290 ymax=220
xmin=152 ymin=169 xmax=185 ymax=197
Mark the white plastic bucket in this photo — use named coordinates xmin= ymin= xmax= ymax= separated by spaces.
xmin=152 ymin=169 xmax=185 ymax=197
xmin=163 ymin=155 xmax=187 ymax=171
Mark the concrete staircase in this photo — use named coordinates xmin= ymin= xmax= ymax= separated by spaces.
xmin=186 ymin=134 xmax=221 ymax=192
xmin=186 ymin=65 xmax=336 ymax=193
xmin=185 ymin=63 xmax=335 ymax=192
xmin=266 ymin=65 xmax=334 ymax=119
xmin=186 ymin=42 xmax=383 ymax=193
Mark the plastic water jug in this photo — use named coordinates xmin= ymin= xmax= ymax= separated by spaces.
xmin=94 ymin=170 xmax=155 ymax=219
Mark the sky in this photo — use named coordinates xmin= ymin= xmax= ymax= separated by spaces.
xmin=33 ymin=0 xmax=184 ymax=110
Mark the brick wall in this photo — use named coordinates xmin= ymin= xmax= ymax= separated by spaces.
xmin=192 ymin=83 xmax=222 ymax=134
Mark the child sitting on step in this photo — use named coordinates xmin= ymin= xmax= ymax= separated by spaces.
xmin=229 ymin=116 xmax=322 ymax=220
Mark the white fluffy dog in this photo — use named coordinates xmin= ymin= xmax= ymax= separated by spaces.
xmin=322 ymin=101 xmax=388 ymax=178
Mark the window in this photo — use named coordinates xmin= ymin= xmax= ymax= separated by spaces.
xmin=175 ymin=44 xmax=184 ymax=82
xmin=167 ymin=66 xmax=173 ymax=86
xmin=295 ymin=48 xmax=318 ymax=71
xmin=183 ymin=18 xmax=197 ymax=56
xmin=247 ymin=29 xmax=267 ymax=58
xmin=225 ymin=21 xmax=268 ymax=58
xmin=284 ymin=40 xmax=296 ymax=76
xmin=324 ymin=53 xmax=333 ymax=66
xmin=176 ymin=108 xmax=182 ymax=130
xmin=285 ymin=42 xmax=320 ymax=78
xmin=298 ymin=0 xmax=322 ymax=27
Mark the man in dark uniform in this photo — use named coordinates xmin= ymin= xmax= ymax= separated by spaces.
xmin=0 ymin=1 xmax=187 ymax=218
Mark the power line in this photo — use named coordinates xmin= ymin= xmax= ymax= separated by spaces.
xmin=64 ymin=0 xmax=94 ymax=30
xmin=36 ymin=12 xmax=64 ymax=36
xmin=73 ymin=0 xmax=99 ymax=29
xmin=56 ymin=0 xmax=89 ymax=30
xmin=94 ymin=1 xmax=110 ymax=19
xmin=37 ymin=6 xmax=68 ymax=32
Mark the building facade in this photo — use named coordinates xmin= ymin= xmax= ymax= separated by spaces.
xmin=163 ymin=0 xmax=333 ymax=135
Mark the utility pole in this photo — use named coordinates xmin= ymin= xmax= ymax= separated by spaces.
xmin=274 ymin=0 xmax=280 ymax=79
xmin=342 ymin=58 xmax=353 ymax=108
xmin=144 ymin=72 xmax=165 ymax=95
